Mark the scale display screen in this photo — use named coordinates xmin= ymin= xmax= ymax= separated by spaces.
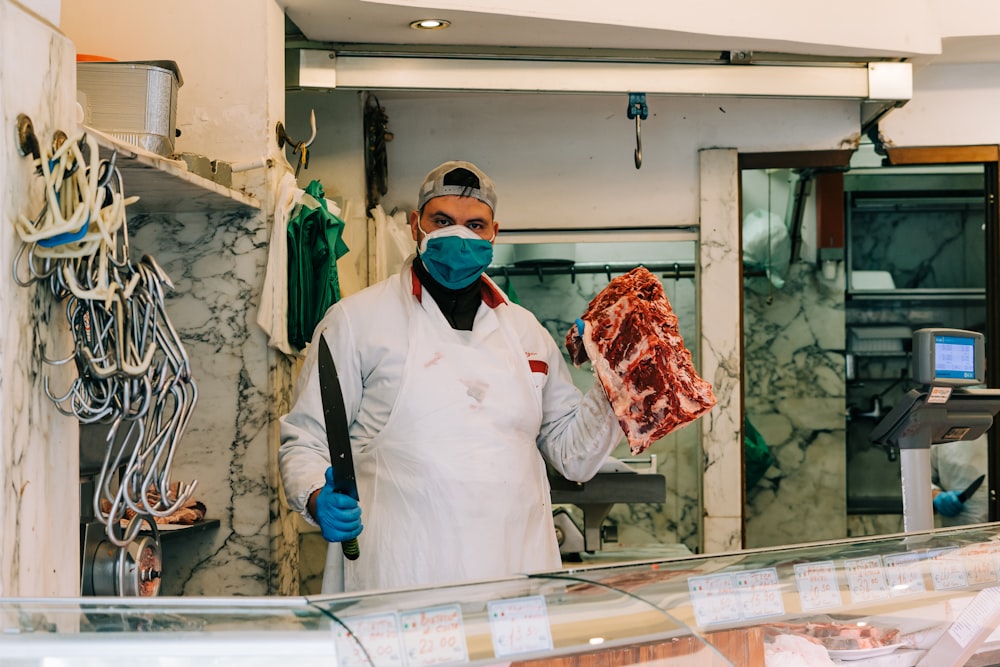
xmin=934 ymin=335 xmax=977 ymax=379
xmin=912 ymin=328 xmax=986 ymax=387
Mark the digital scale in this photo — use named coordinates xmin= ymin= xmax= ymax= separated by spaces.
xmin=870 ymin=328 xmax=997 ymax=532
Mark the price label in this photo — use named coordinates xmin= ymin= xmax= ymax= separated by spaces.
xmin=794 ymin=561 xmax=842 ymax=611
xmin=883 ymin=551 xmax=927 ymax=597
xmin=688 ymin=573 xmax=741 ymax=627
xmin=844 ymin=556 xmax=890 ymax=603
xmin=957 ymin=543 xmax=1000 ymax=586
xmin=399 ymin=604 xmax=468 ymax=667
xmin=487 ymin=596 xmax=553 ymax=657
xmin=931 ymin=548 xmax=969 ymax=590
xmin=734 ymin=567 xmax=784 ymax=619
xmin=334 ymin=612 xmax=405 ymax=667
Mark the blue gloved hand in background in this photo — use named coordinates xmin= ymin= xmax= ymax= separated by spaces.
xmin=313 ymin=466 xmax=363 ymax=543
xmin=575 ymin=318 xmax=586 ymax=337
xmin=933 ymin=490 xmax=964 ymax=517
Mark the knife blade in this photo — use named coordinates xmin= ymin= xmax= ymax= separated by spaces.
xmin=958 ymin=473 xmax=986 ymax=504
xmin=317 ymin=333 xmax=360 ymax=560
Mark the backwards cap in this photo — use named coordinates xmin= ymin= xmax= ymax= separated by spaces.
xmin=417 ymin=160 xmax=498 ymax=214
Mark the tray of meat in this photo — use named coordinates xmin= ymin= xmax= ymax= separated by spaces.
xmin=566 ymin=267 xmax=716 ymax=454
xmin=762 ymin=619 xmax=904 ymax=662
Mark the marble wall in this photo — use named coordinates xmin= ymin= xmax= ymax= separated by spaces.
xmin=0 ymin=0 xmax=82 ymax=597
xmin=699 ymin=149 xmax=745 ymax=554
xmin=123 ymin=209 xmax=294 ymax=595
xmin=743 ymin=263 xmax=847 ymax=548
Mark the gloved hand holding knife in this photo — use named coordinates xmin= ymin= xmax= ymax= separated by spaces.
xmin=310 ymin=466 xmax=362 ymax=544
xmin=933 ymin=473 xmax=986 ymax=518
xmin=312 ymin=333 xmax=362 ymax=559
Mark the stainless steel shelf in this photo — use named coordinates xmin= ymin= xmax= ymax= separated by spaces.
xmin=847 ymin=288 xmax=985 ymax=301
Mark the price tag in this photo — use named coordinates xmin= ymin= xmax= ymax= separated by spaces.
xmin=844 ymin=556 xmax=890 ymax=603
xmin=930 ymin=548 xmax=969 ymax=590
xmin=957 ymin=543 xmax=1000 ymax=586
xmin=794 ymin=561 xmax=842 ymax=611
xmin=735 ymin=567 xmax=784 ymax=619
xmin=399 ymin=604 xmax=468 ymax=667
xmin=487 ymin=596 xmax=553 ymax=657
xmin=334 ymin=612 xmax=405 ymax=667
xmin=688 ymin=573 xmax=741 ymax=627
xmin=882 ymin=551 xmax=927 ymax=597
xmin=927 ymin=386 xmax=953 ymax=404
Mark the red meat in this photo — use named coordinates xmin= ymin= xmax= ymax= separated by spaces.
xmin=566 ymin=267 xmax=716 ymax=454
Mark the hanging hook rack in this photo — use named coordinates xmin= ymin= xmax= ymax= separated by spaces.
xmin=276 ymin=109 xmax=317 ymax=177
xmin=627 ymin=93 xmax=648 ymax=169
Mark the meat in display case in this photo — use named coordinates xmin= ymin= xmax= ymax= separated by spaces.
xmin=6 ymin=525 xmax=1000 ymax=665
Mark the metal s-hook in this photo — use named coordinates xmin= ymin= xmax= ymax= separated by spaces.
xmin=275 ymin=109 xmax=317 ymax=150
xmin=276 ymin=109 xmax=318 ymax=177
xmin=627 ymin=93 xmax=648 ymax=169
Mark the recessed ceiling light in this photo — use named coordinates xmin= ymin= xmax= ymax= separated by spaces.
xmin=410 ymin=18 xmax=451 ymax=30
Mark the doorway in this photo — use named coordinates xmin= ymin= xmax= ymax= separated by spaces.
xmin=739 ymin=144 xmax=1000 ymax=549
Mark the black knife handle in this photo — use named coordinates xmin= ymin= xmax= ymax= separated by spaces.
xmin=342 ymin=537 xmax=360 ymax=560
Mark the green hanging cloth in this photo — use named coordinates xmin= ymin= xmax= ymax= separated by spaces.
xmin=744 ymin=416 xmax=774 ymax=491
xmin=503 ymin=273 xmax=519 ymax=305
xmin=287 ymin=180 xmax=350 ymax=350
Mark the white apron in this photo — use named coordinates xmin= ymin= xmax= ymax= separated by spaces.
xmin=327 ymin=285 xmax=561 ymax=592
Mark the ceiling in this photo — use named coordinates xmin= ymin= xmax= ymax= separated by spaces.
xmin=281 ymin=0 xmax=1000 ymax=66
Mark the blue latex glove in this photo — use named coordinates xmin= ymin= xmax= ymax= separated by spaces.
xmin=314 ymin=467 xmax=363 ymax=543
xmin=933 ymin=490 xmax=964 ymax=517
xmin=575 ymin=318 xmax=586 ymax=337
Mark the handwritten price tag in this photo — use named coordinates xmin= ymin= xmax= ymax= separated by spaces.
xmin=334 ymin=612 xmax=405 ymax=667
xmin=399 ymin=604 xmax=468 ymax=667
xmin=931 ymin=548 xmax=969 ymax=591
xmin=735 ymin=567 xmax=784 ymax=619
xmin=844 ymin=556 xmax=890 ymax=603
xmin=794 ymin=561 xmax=842 ymax=611
xmin=883 ymin=551 xmax=927 ymax=597
xmin=688 ymin=573 xmax=741 ymax=627
xmin=957 ymin=543 xmax=1000 ymax=586
xmin=487 ymin=596 xmax=553 ymax=658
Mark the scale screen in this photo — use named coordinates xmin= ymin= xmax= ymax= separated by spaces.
xmin=912 ymin=328 xmax=985 ymax=387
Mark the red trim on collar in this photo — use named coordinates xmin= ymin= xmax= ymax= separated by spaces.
xmin=480 ymin=279 xmax=506 ymax=309
xmin=411 ymin=267 xmax=422 ymax=302
xmin=409 ymin=267 xmax=507 ymax=309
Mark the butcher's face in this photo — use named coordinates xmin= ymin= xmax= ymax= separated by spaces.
xmin=410 ymin=195 xmax=499 ymax=243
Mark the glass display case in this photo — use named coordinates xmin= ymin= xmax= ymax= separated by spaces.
xmin=6 ymin=525 xmax=1000 ymax=666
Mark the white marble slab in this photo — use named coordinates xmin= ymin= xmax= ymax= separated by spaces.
xmin=698 ymin=148 xmax=745 ymax=554
xmin=0 ymin=0 xmax=81 ymax=596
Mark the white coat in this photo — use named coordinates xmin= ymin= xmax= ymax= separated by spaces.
xmin=931 ymin=435 xmax=989 ymax=527
xmin=279 ymin=257 xmax=622 ymax=592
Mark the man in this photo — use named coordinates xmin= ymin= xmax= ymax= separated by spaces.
xmin=931 ymin=435 xmax=989 ymax=527
xmin=279 ymin=160 xmax=623 ymax=593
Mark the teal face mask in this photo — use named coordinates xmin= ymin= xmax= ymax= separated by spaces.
xmin=418 ymin=225 xmax=494 ymax=290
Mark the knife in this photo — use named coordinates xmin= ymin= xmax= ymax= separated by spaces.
xmin=317 ymin=333 xmax=360 ymax=560
xmin=958 ymin=473 xmax=986 ymax=504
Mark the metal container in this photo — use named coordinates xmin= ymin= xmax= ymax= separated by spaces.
xmin=77 ymin=60 xmax=183 ymax=156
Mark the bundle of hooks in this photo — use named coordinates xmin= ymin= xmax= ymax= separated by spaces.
xmin=13 ymin=130 xmax=198 ymax=548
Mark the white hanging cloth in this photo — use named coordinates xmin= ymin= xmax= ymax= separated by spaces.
xmin=258 ymin=171 xmax=298 ymax=355
xmin=370 ymin=204 xmax=413 ymax=282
